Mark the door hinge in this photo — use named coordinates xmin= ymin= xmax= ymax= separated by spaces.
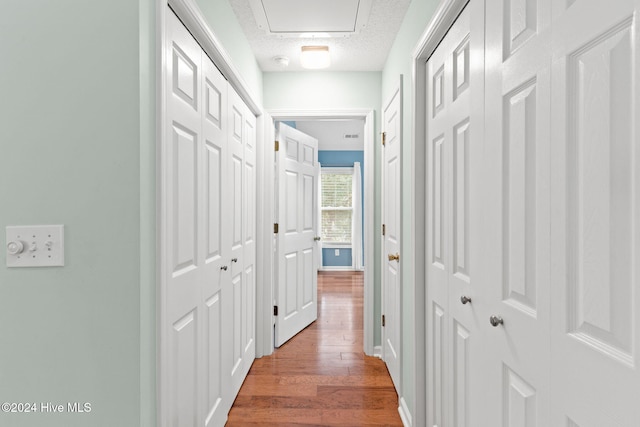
xmin=381 ymin=132 xmax=386 ymax=146
xmin=382 ymin=314 xmax=386 ymax=327
xmin=382 ymin=224 xmax=386 ymax=236
xmin=275 ymin=140 xmax=279 ymax=151
xmin=274 ymin=305 xmax=278 ymax=316
xmin=274 ymin=223 xmax=279 ymax=234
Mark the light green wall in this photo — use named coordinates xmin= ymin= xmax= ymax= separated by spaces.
xmin=381 ymin=0 xmax=441 ymax=418
xmin=195 ymin=0 xmax=264 ymax=106
xmin=0 ymin=0 xmax=260 ymax=426
xmin=0 ymin=1 xmax=145 ymax=426
xmin=263 ymin=71 xmax=383 ymax=345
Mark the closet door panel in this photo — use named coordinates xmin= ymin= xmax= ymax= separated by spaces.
xmin=201 ymin=51 xmax=230 ymax=427
xmin=550 ymin=0 xmax=640 ymax=423
xmin=165 ymin=10 xmax=204 ymax=426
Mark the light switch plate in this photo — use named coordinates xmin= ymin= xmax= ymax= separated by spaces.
xmin=6 ymin=225 xmax=65 ymax=267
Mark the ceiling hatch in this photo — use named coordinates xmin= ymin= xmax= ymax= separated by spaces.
xmin=248 ymin=0 xmax=373 ymax=37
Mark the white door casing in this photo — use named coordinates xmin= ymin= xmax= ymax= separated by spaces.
xmin=425 ymin=3 xmax=487 ymax=425
xmin=382 ymin=79 xmax=402 ymax=393
xmin=549 ymin=0 xmax=640 ymax=424
xmin=161 ymin=9 xmax=256 ymax=427
xmin=275 ymin=123 xmax=319 ymax=347
xmin=267 ymin=109 xmax=376 ymax=357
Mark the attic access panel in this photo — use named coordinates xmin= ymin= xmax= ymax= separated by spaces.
xmin=249 ymin=0 xmax=373 ymax=36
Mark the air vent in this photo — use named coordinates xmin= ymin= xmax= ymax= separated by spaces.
xmin=344 ymin=134 xmax=360 ymax=139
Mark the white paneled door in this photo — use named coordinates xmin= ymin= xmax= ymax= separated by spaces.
xmin=549 ymin=0 xmax=640 ymax=424
xmin=425 ymin=0 xmax=640 ymax=425
xmin=275 ymin=123 xmax=319 ymax=347
xmin=482 ymin=0 xmax=553 ymax=423
xmin=162 ymin=9 xmax=256 ymax=427
xmin=382 ymin=81 xmax=402 ymax=393
xmin=425 ymin=4 xmax=485 ymax=426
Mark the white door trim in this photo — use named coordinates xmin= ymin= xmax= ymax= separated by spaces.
xmin=267 ymin=109 xmax=376 ymax=356
xmin=157 ymin=1 xmax=266 ymax=425
xmin=410 ymin=0 xmax=469 ymax=426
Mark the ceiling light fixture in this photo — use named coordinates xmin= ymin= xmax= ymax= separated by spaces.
xmin=300 ymin=46 xmax=330 ymax=69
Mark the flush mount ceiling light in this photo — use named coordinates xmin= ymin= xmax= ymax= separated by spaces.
xmin=300 ymin=46 xmax=330 ymax=69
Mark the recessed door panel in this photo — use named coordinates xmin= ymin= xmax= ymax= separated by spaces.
xmin=503 ymin=80 xmax=538 ymax=315
xmin=172 ymin=310 xmax=198 ymax=427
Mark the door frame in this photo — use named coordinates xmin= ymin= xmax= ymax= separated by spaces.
xmin=267 ymin=109 xmax=376 ymax=356
xmin=157 ymin=0 xmax=265 ymax=425
xmin=411 ymin=0 xmax=469 ymax=426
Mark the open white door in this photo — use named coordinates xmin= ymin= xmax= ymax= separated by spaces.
xmin=274 ymin=123 xmax=319 ymax=347
xmin=382 ymin=80 xmax=402 ymax=392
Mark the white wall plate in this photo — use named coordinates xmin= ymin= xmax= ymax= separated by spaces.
xmin=6 ymin=225 xmax=65 ymax=267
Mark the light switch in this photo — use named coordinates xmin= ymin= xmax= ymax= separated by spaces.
xmin=335 ymin=249 xmax=340 ymax=256
xmin=6 ymin=225 xmax=64 ymax=267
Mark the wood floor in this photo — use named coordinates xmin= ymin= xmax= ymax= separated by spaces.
xmin=227 ymin=271 xmax=403 ymax=426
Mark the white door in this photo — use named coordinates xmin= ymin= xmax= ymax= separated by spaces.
xmin=549 ymin=0 xmax=640 ymax=424
xmin=227 ymin=87 xmax=257 ymax=395
xmin=382 ymin=82 xmax=402 ymax=392
xmin=425 ymin=4 xmax=486 ymax=426
xmin=479 ymin=0 xmax=553 ymax=424
xmin=164 ymin=10 xmax=231 ymax=427
xmin=275 ymin=123 xmax=319 ymax=347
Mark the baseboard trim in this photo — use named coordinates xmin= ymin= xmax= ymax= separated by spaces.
xmin=373 ymin=345 xmax=383 ymax=358
xmin=398 ymin=397 xmax=412 ymax=427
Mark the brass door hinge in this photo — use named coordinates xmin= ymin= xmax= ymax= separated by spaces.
xmin=274 ymin=305 xmax=279 ymax=316
xmin=274 ymin=223 xmax=279 ymax=234
xmin=381 ymin=132 xmax=386 ymax=146
xmin=275 ymin=140 xmax=279 ymax=151
xmin=382 ymin=314 xmax=386 ymax=327
xmin=382 ymin=224 xmax=386 ymax=236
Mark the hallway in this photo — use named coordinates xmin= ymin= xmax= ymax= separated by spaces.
xmin=227 ymin=271 xmax=403 ymax=426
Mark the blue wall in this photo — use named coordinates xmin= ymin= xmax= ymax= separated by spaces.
xmin=319 ymin=150 xmax=364 ymax=268
xmin=322 ymin=248 xmax=353 ymax=267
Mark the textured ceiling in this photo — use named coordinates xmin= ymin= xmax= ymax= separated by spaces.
xmin=229 ymin=0 xmax=412 ymax=72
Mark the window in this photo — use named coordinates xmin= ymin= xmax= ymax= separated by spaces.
xmin=321 ymin=169 xmax=353 ymax=244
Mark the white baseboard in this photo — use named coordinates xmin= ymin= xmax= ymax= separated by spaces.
xmin=398 ymin=397 xmax=412 ymax=427
xmin=373 ymin=345 xmax=382 ymax=358
xmin=319 ymin=266 xmax=356 ymax=271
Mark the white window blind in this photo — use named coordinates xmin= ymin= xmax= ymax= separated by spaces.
xmin=321 ymin=171 xmax=353 ymax=244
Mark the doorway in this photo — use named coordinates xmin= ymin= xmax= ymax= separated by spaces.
xmin=264 ymin=110 xmax=376 ymax=356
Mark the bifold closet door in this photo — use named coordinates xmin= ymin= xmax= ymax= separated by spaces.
xmin=164 ymin=9 xmax=256 ymax=427
xmin=425 ymin=4 xmax=485 ymax=426
xmin=549 ymin=0 xmax=640 ymax=424
xmin=227 ymin=87 xmax=256 ymax=397
xmin=480 ymin=0 xmax=554 ymax=424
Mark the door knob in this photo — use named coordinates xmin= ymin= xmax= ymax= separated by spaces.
xmin=220 ymin=265 xmax=228 ymax=271
xmin=388 ymin=253 xmax=400 ymax=262
xmin=313 ymin=236 xmax=321 ymax=241
xmin=231 ymin=258 xmax=238 ymax=263
xmin=489 ymin=315 xmax=503 ymax=327
xmin=460 ymin=295 xmax=472 ymax=305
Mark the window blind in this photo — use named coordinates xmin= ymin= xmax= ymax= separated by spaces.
xmin=321 ymin=172 xmax=353 ymax=244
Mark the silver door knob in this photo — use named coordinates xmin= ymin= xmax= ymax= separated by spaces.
xmin=460 ymin=295 xmax=472 ymax=305
xmin=489 ymin=315 xmax=503 ymax=327
xmin=220 ymin=266 xmax=228 ymax=271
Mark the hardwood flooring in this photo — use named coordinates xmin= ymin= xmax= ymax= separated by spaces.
xmin=227 ymin=271 xmax=403 ymax=426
